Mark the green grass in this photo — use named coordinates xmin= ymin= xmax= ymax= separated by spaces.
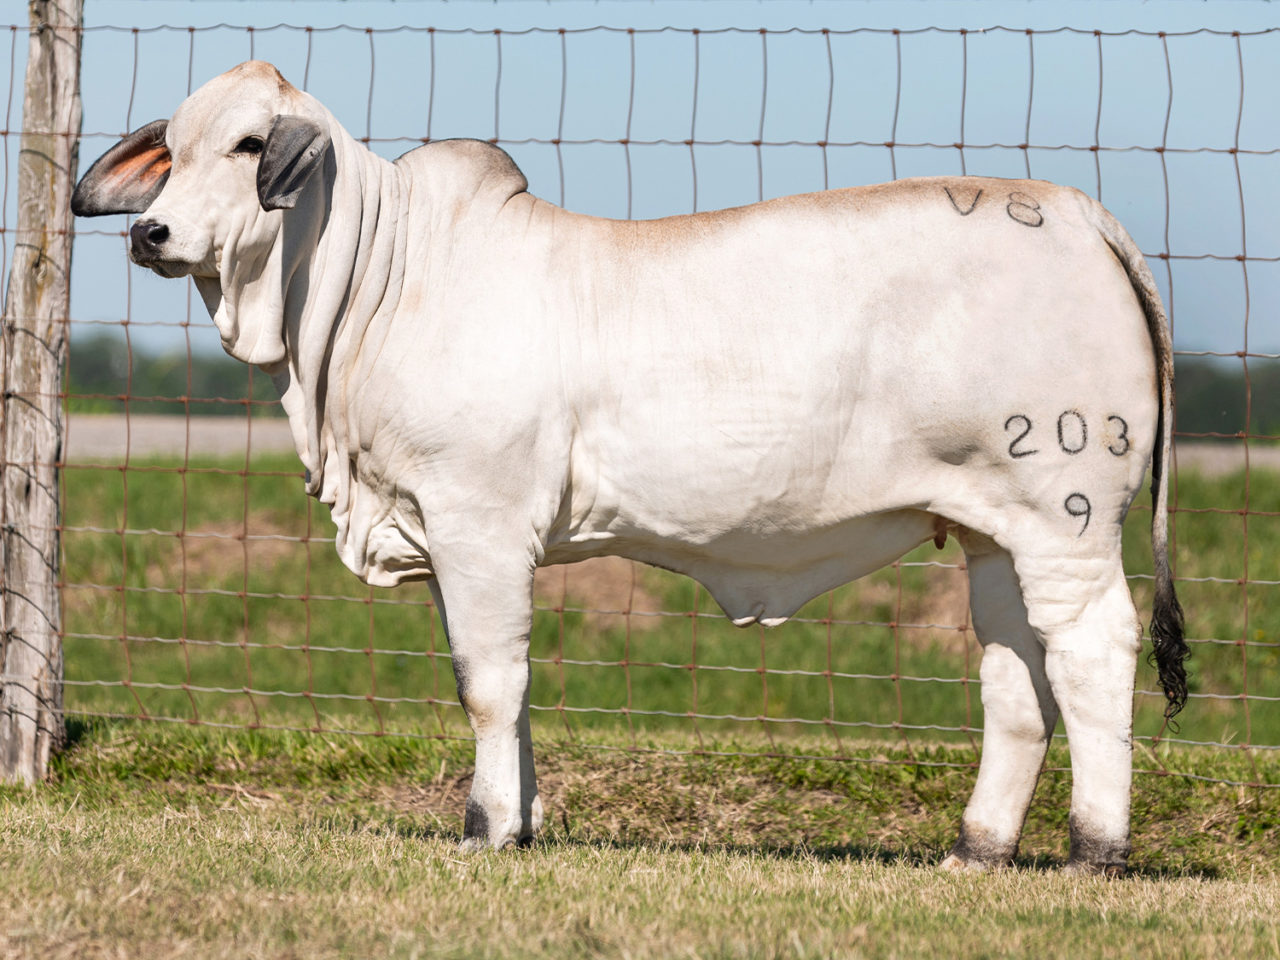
xmin=1 ymin=722 xmax=1278 ymax=958
xmin=58 ymin=455 xmax=1280 ymax=761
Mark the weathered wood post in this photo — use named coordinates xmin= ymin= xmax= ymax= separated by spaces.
xmin=1 ymin=0 xmax=83 ymax=784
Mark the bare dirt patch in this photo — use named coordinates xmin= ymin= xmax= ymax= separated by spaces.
xmin=533 ymin=557 xmax=666 ymax=632
xmin=380 ymin=755 xmax=879 ymax=850
xmin=178 ymin=519 xmax=299 ymax=580
xmin=137 ymin=517 xmax=300 ymax=588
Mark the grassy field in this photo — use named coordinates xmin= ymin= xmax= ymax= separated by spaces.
xmin=1 ymin=724 xmax=1277 ymax=959
xmin=0 ymin=454 xmax=1276 ymax=957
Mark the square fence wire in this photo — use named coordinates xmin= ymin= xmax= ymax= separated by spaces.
xmin=2 ymin=10 xmax=1277 ymax=787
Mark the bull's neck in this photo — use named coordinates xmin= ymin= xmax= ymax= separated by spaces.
xmin=277 ymin=125 xmax=408 ymax=505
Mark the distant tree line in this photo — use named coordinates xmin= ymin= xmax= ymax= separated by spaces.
xmin=66 ymin=331 xmax=282 ymax=417
xmin=1175 ymin=356 xmax=1280 ymax=441
xmin=64 ymin=330 xmax=1279 ymax=439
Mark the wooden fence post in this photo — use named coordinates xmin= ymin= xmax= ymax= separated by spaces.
xmin=1 ymin=0 xmax=83 ymax=784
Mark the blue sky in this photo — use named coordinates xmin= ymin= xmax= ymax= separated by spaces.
xmin=5 ymin=0 xmax=1280 ymax=356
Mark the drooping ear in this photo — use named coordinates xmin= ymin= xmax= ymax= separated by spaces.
xmin=71 ymin=120 xmax=171 ymax=217
xmin=257 ymin=115 xmax=330 ymax=211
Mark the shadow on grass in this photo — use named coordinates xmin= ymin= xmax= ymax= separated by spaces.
xmin=345 ymin=817 xmax=1223 ymax=881
xmin=40 ymin=718 xmax=1232 ymax=881
xmin=61 ymin=716 xmax=95 ymax=752
xmin=540 ymin=835 xmax=1221 ymax=880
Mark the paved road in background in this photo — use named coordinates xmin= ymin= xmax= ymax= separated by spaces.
xmin=66 ymin=414 xmax=296 ymax=460
xmin=65 ymin=414 xmax=1277 ymax=475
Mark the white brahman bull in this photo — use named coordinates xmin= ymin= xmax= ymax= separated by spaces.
xmin=73 ymin=61 xmax=1188 ymax=874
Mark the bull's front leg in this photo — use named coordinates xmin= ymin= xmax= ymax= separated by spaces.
xmin=428 ymin=553 xmax=543 ymax=850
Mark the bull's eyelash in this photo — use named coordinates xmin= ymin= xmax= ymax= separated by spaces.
xmin=232 ymin=136 xmax=265 ymax=157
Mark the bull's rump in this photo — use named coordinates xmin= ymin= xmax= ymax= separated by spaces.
xmin=568 ymin=177 xmax=1157 ymax=541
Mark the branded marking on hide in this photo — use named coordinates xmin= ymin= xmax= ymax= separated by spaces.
xmin=1003 ymin=411 xmax=1133 ymax=460
xmin=1106 ymin=415 xmax=1131 ymax=456
xmin=943 ymin=185 xmax=984 ymax=216
xmin=1006 ymin=191 xmax=1044 ymax=228
xmin=1003 ymin=414 xmax=1038 ymax=459
xmin=1064 ymin=493 xmax=1092 ymax=536
xmin=1056 ymin=410 xmax=1087 ymax=455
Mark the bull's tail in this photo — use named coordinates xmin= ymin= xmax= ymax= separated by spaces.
xmin=1096 ymin=204 xmax=1189 ymax=720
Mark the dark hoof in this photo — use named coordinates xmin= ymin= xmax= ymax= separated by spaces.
xmin=944 ymin=823 xmax=1017 ymax=872
xmin=1064 ymin=860 xmax=1126 ymax=879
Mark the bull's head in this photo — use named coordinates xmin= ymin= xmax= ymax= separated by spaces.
xmin=72 ymin=61 xmax=331 ymax=365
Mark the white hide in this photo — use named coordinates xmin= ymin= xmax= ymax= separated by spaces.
xmin=73 ymin=62 xmax=1183 ymax=871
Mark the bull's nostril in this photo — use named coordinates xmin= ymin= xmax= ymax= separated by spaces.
xmin=129 ymin=219 xmax=170 ymax=258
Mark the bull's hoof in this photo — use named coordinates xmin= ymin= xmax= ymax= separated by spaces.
xmin=461 ymin=798 xmax=524 ymax=850
xmin=458 ymin=834 xmax=518 ymax=852
xmin=460 ymin=797 xmax=540 ymax=851
xmin=1063 ymin=859 xmax=1126 ymax=879
xmin=939 ymin=852 xmax=1007 ymax=873
xmin=1067 ymin=817 xmax=1129 ymax=876
xmin=943 ymin=823 xmax=1016 ymax=872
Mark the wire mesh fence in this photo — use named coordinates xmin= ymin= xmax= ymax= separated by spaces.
xmin=2 ymin=5 xmax=1278 ymax=786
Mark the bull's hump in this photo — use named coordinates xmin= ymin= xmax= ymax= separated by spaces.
xmin=398 ymin=139 xmax=529 ymax=205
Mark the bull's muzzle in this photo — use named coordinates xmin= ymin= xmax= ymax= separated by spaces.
xmin=128 ymin=219 xmax=170 ymax=263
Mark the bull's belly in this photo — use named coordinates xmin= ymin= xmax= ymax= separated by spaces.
xmin=543 ymin=508 xmax=939 ymax=626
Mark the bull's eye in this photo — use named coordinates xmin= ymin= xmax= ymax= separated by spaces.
xmin=233 ymin=136 xmax=265 ymax=157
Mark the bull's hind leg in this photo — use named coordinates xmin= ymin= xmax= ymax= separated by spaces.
xmin=1008 ymin=539 xmax=1143 ymax=876
xmin=941 ymin=532 xmax=1058 ymax=871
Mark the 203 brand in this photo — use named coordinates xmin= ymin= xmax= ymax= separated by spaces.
xmin=1003 ymin=410 xmax=1131 ymax=460
xmin=1002 ymin=411 xmax=1132 ymax=538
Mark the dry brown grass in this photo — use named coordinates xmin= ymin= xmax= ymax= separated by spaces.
xmin=3 ymin=726 xmax=1277 ymax=959
xmin=2 ymin=796 xmax=1277 ymax=960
